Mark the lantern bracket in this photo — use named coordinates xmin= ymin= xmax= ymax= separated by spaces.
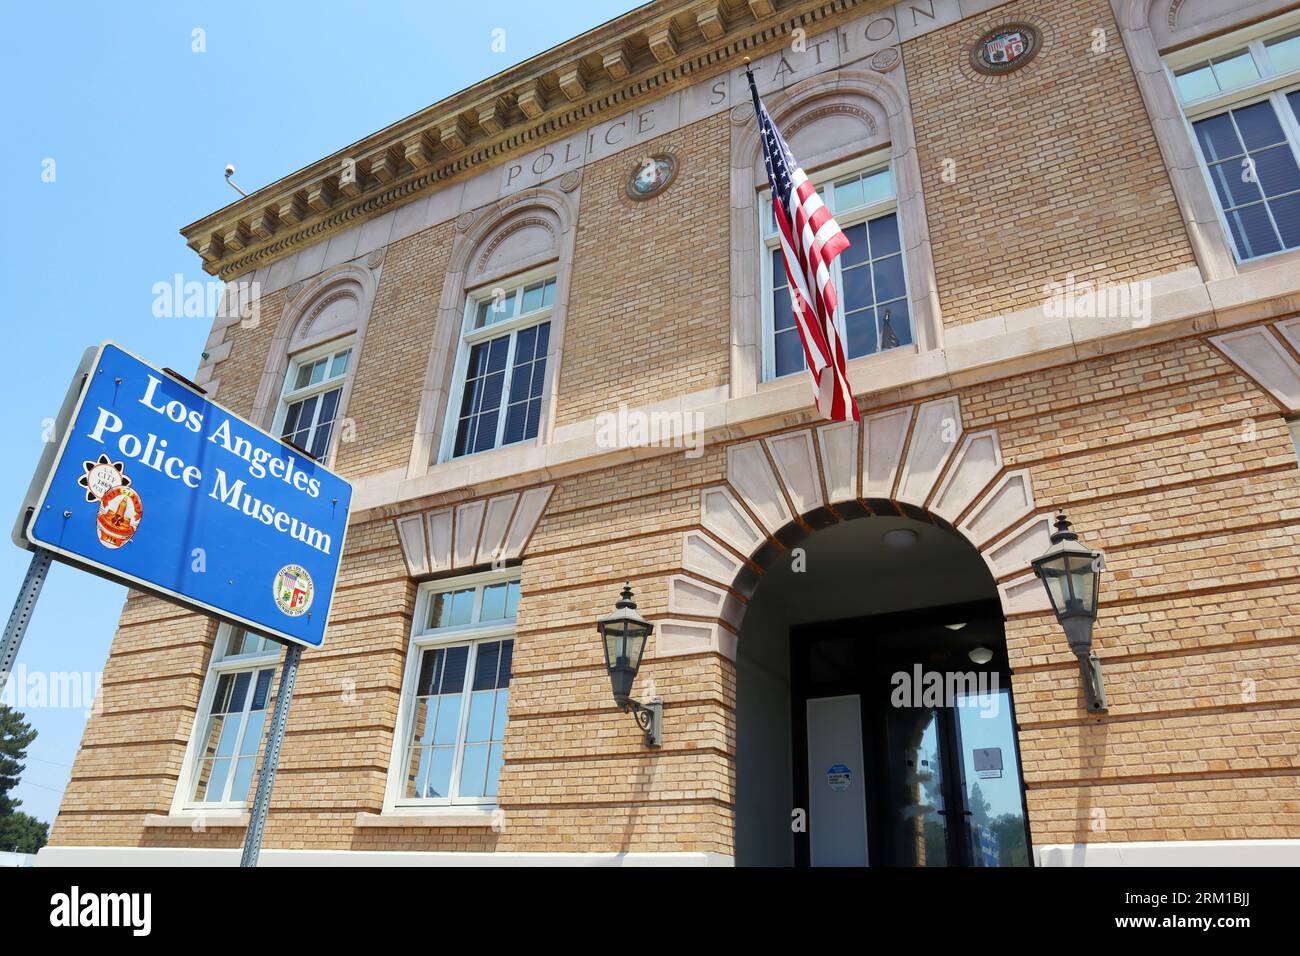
xmin=1078 ymin=650 xmax=1107 ymax=713
xmin=623 ymin=697 xmax=662 ymax=747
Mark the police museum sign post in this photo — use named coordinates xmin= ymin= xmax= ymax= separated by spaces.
xmin=6 ymin=342 xmax=352 ymax=866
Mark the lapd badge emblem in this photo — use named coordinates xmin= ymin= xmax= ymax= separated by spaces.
xmin=273 ymin=564 xmax=314 ymax=617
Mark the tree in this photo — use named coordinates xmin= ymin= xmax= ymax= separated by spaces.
xmin=0 ymin=704 xmax=47 ymax=853
xmin=0 ymin=812 xmax=48 ymax=854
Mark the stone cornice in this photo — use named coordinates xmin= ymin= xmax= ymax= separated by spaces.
xmin=181 ymin=0 xmax=888 ymax=278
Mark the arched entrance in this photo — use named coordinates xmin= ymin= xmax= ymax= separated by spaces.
xmin=733 ymin=506 xmax=1033 ymax=867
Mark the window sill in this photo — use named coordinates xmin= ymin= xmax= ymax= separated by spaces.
xmin=143 ymin=811 xmax=249 ymax=829
xmin=355 ymin=810 xmax=497 ymax=828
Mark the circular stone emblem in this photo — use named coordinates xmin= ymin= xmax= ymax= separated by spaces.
xmin=273 ymin=564 xmax=314 ymax=617
xmin=626 ymin=153 xmax=678 ymax=201
xmin=970 ymin=23 xmax=1041 ymax=76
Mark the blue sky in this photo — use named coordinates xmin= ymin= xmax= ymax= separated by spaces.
xmin=0 ymin=0 xmax=640 ymax=824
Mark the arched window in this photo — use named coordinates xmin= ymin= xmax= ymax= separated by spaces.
xmin=410 ymin=187 xmax=578 ymax=475
xmin=731 ymin=69 xmax=942 ymax=398
xmin=253 ymin=263 xmax=376 ymax=466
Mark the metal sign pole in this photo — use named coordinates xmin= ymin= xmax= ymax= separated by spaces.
xmin=239 ymin=642 xmax=303 ymax=868
xmin=0 ymin=548 xmax=54 ymax=698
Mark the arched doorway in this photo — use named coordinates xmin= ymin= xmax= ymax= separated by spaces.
xmin=733 ymin=506 xmax=1033 ymax=867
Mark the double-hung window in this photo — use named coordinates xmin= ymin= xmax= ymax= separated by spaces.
xmin=444 ymin=272 xmax=555 ymax=460
xmin=181 ymin=627 xmax=281 ymax=809
xmin=390 ymin=571 xmax=519 ymax=807
xmin=276 ymin=339 xmax=353 ymax=461
xmin=760 ymin=152 xmax=911 ymax=381
xmin=1170 ymin=17 xmax=1300 ymax=261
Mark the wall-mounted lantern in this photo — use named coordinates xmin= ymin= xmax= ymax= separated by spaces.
xmin=596 ymin=583 xmax=661 ymax=747
xmin=1031 ymin=512 xmax=1108 ymax=712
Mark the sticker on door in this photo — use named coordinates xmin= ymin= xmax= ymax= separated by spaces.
xmin=827 ymin=764 xmax=852 ymax=791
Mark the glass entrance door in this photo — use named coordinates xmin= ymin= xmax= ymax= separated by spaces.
xmin=792 ymin=601 xmax=1032 ymax=867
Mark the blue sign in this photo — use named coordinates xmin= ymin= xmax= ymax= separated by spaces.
xmin=24 ymin=343 xmax=351 ymax=647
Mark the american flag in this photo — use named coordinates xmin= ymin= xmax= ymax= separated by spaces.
xmin=747 ymin=69 xmax=859 ymax=422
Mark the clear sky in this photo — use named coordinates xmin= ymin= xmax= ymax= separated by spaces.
xmin=0 ymin=0 xmax=641 ymax=824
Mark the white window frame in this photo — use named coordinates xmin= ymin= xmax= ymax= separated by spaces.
xmin=1165 ymin=11 xmax=1300 ymax=265
xmin=758 ymin=149 xmax=910 ymax=382
xmin=438 ymin=265 xmax=556 ymax=463
xmin=271 ymin=336 xmax=355 ymax=463
xmin=172 ymin=624 xmax=282 ymax=814
xmin=382 ymin=567 xmax=520 ymax=812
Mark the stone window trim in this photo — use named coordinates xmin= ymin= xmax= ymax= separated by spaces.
xmin=729 ymin=68 xmax=944 ymax=401
xmin=170 ymin=623 xmax=283 ymax=817
xmin=249 ymin=262 xmax=379 ymax=469
xmin=407 ymin=186 xmax=579 ymax=479
xmin=1115 ymin=0 xmax=1300 ymax=281
xmin=381 ymin=566 xmax=521 ymax=813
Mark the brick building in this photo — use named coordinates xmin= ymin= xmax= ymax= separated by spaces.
xmin=39 ymin=0 xmax=1300 ymax=866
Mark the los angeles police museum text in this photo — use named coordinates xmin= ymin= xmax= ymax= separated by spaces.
xmin=83 ymin=374 xmax=335 ymax=555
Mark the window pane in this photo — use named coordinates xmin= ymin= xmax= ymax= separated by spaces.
xmin=881 ymin=299 xmax=913 ymax=349
xmin=842 ymin=263 xmax=873 ymax=312
xmin=1252 ymin=144 xmax=1300 ymax=198
xmin=1194 ymin=112 xmax=1242 ymax=161
xmin=1175 ymin=62 xmax=1218 ymax=102
xmin=840 ymin=222 xmax=868 ymax=267
xmin=1268 ymin=31 xmax=1300 ymax=74
xmin=541 ymin=278 xmax=556 ymax=307
xmin=772 ymin=286 xmax=794 ymax=331
xmin=251 ymin=668 xmax=274 ymax=710
xmin=454 ymin=337 xmax=510 ymax=457
xmin=1210 ymin=50 xmax=1260 ymax=92
xmin=873 ymin=254 xmax=907 ymax=303
xmin=774 ymin=327 xmax=805 ymax=377
xmin=1226 ymin=203 xmax=1283 ymax=258
xmin=501 ymin=323 xmax=548 ymax=446
xmin=440 ymin=645 xmax=469 ymax=690
xmin=521 ymin=282 xmax=544 ymax=313
xmin=465 ymin=690 xmax=496 ymax=741
xmin=473 ymin=642 xmax=501 ymax=691
xmin=1234 ymin=100 xmax=1286 ymax=150
xmin=328 ymin=349 xmax=351 ymax=379
xmin=1271 ymin=191 xmax=1300 ymax=248
xmin=307 ymin=357 xmax=326 ymax=386
xmin=860 ymin=167 xmax=894 ymax=206
xmin=504 ymin=585 xmax=520 ymax=623
xmin=203 ymin=759 xmax=230 ymax=802
xmin=846 ymin=308 xmax=878 ymax=359
xmin=771 ymin=248 xmax=787 ymax=288
xmin=423 ymin=747 xmax=455 ymax=798
xmin=833 ymin=175 xmax=863 ymax=212
xmin=432 ymin=694 xmax=463 ymax=745
xmin=481 ymin=584 xmax=508 ymax=622
xmin=1207 ymin=159 xmax=1262 ymax=207
xmin=458 ymin=743 xmax=490 ymax=798
xmin=868 ymin=213 xmax=901 ymax=258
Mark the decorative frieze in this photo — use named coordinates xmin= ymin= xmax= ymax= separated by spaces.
xmin=393 ymin=485 xmax=554 ymax=577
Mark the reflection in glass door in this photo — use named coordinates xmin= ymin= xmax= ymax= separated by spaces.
xmin=883 ymin=706 xmax=949 ymax=866
xmin=954 ymin=687 xmax=1031 ymax=867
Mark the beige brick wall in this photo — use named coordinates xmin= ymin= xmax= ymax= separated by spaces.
xmin=554 ymin=112 xmax=731 ymax=429
xmin=904 ymin=0 xmax=1197 ymax=328
xmin=50 ymin=328 xmax=1300 ymax=854
xmin=333 ymin=221 xmax=454 ymax=478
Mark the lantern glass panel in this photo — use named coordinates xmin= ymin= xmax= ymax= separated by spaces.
xmin=1066 ymin=554 xmax=1097 ymax=614
xmin=1038 ymin=560 xmax=1070 ymax=615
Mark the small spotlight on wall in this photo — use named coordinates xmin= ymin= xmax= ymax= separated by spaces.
xmin=968 ymin=646 xmax=994 ymax=665
xmin=883 ymin=528 xmax=918 ymax=548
